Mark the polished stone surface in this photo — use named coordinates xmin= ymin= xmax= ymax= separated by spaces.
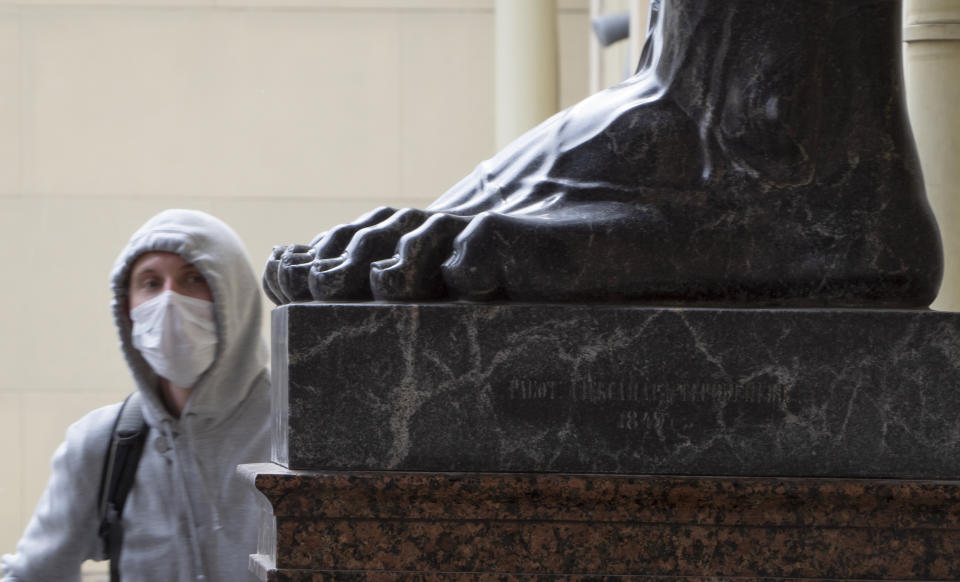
xmin=253 ymin=1 xmax=954 ymax=579
xmin=263 ymin=0 xmax=941 ymax=306
xmin=240 ymin=463 xmax=960 ymax=581
xmin=273 ymin=303 xmax=960 ymax=479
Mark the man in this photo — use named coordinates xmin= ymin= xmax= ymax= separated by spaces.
xmin=2 ymin=209 xmax=270 ymax=581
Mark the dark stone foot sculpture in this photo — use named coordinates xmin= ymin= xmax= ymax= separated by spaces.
xmin=264 ymin=0 xmax=942 ymax=306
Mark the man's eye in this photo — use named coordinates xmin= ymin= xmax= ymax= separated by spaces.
xmin=143 ymin=279 xmax=161 ymax=289
xmin=187 ymin=273 xmax=208 ymax=286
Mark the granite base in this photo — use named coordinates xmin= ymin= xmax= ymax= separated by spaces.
xmin=240 ymin=463 xmax=960 ymax=581
xmin=272 ymin=304 xmax=960 ymax=479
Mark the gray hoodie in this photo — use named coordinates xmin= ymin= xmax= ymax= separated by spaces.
xmin=2 ymin=209 xmax=271 ymax=581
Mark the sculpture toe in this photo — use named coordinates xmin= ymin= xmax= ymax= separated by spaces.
xmin=277 ymin=244 xmax=316 ymax=302
xmin=441 ymin=213 xmax=510 ymax=301
xmin=314 ymin=206 xmax=397 ymax=259
xmin=308 ymin=260 xmax=369 ymax=300
xmin=262 ymin=245 xmax=286 ymax=305
xmin=370 ymin=213 xmax=470 ymax=300
xmin=308 ymin=208 xmax=432 ymax=300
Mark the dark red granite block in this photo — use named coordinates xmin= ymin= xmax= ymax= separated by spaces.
xmin=274 ymin=518 xmax=959 ymax=577
xmin=258 ymin=575 xmax=946 ymax=582
xmin=240 ymin=463 xmax=960 ymax=581
xmin=256 ymin=574 xmax=914 ymax=582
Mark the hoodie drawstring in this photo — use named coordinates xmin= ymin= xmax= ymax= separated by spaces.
xmin=164 ymin=419 xmax=208 ymax=582
xmin=183 ymin=416 xmax=223 ymax=532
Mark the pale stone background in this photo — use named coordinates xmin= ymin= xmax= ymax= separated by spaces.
xmin=903 ymin=0 xmax=960 ymax=312
xmin=0 ymin=0 xmax=591 ymax=577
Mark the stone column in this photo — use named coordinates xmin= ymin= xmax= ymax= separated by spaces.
xmin=903 ymin=0 xmax=960 ymax=311
xmin=589 ymin=0 xmax=604 ymax=94
xmin=495 ymin=0 xmax=558 ymax=149
xmin=589 ymin=0 xmax=648 ymax=94
xmin=628 ymin=0 xmax=650 ymax=75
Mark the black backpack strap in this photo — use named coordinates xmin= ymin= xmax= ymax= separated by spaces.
xmin=97 ymin=392 xmax=149 ymax=582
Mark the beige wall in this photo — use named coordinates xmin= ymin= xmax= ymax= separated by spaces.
xmin=903 ymin=0 xmax=960 ymax=311
xmin=0 ymin=0 xmax=590 ymax=573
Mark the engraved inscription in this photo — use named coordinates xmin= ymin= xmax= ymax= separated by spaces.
xmin=509 ymin=376 xmax=788 ymax=406
xmin=507 ymin=376 xmax=788 ymax=431
xmin=617 ymin=410 xmax=654 ymax=430
xmin=509 ymin=379 xmax=559 ymax=400
xmin=569 ymin=376 xmax=787 ymax=405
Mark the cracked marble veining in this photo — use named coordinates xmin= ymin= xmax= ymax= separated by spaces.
xmin=274 ymin=304 xmax=960 ymax=479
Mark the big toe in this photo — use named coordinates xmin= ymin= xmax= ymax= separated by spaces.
xmin=442 ymin=212 xmax=523 ymax=301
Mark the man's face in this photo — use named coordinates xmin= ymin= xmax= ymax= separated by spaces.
xmin=128 ymin=251 xmax=213 ymax=310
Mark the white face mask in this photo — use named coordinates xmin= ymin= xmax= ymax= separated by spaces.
xmin=130 ymin=290 xmax=218 ymax=388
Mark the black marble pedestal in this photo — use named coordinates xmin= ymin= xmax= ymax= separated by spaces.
xmin=271 ymin=304 xmax=960 ymax=479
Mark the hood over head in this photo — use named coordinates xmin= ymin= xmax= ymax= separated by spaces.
xmin=110 ymin=209 xmax=268 ymax=429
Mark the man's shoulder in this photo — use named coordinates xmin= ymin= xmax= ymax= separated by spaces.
xmin=62 ymin=399 xmax=128 ymax=464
